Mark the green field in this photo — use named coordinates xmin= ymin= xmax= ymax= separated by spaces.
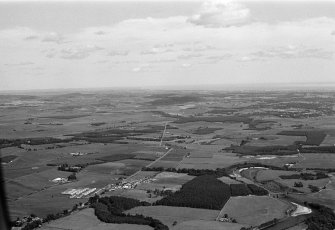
xmin=219 ymin=196 xmax=292 ymax=226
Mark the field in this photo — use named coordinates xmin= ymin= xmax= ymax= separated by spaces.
xmin=2 ymin=90 xmax=335 ymax=230
xmin=41 ymin=208 xmax=152 ymax=230
xmin=126 ymin=206 xmax=219 ymax=228
xmin=172 ymin=220 xmax=247 ymax=230
xmin=219 ymin=196 xmax=292 ymax=226
xmin=293 ymin=153 xmax=335 ymax=168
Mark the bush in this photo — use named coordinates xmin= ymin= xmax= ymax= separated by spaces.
xmin=247 ymin=184 xmax=269 ymax=196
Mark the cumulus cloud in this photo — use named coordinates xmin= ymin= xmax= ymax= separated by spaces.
xmin=42 ymin=32 xmax=64 ymax=44
xmin=24 ymin=35 xmax=39 ymax=41
xmin=250 ymin=45 xmax=333 ymax=60
xmin=206 ymin=54 xmax=232 ymax=61
xmin=181 ymin=63 xmax=192 ymax=68
xmin=4 ymin=62 xmax=34 ymax=66
xmin=60 ymin=45 xmax=103 ymax=59
xmin=132 ymin=63 xmax=151 ymax=72
xmin=95 ymin=30 xmax=107 ymax=35
xmin=237 ymin=56 xmax=260 ymax=62
xmin=178 ymin=53 xmax=203 ymax=59
xmin=108 ymin=50 xmax=129 ymax=56
xmin=141 ymin=45 xmax=174 ymax=55
xmin=188 ymin=0 xmax=250 ymax=27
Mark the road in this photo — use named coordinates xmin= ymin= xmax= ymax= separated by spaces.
xmin=126 ymin=147 xmax=173 ymax=180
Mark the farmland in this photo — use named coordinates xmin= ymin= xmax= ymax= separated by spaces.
xmin=1 ymin=90 xmax=335 ymax=230
xmin=219 ymin=196 xmax=292 ymax=226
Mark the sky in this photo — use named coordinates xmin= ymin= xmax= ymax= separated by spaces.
xmin=1 ymin=0 xmax=335 ymax=90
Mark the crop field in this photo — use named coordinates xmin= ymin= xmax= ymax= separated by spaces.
xmin=245 ymin=135 xmax=306 ymax=147
xmin=289 ymin=190 xmax=335 ymax=210
xmin=172 ymin=220 xmax=247 ymax=230
xmin=8 ymin=185 xmax=87 ymax=219
xmin=279 ymin=178 xmax=330 ymax=193
xmin=277 ymin=130 xmax=327 ymax=146
xmin=150 ymin=160 xmax=180 ymax=169
xmin=153 ymin=172 xmax=195 ymax=185
xmin=4 ymin=162 xmax=55 ymax=179
xmin=2 ymin=91 xmax=335 ymax=230
xmin=219 ymin=196 xmax=292 ymax=226
xmin=114 ymin=159 xmax=152 ymax=176
xmin=126 ymin=206 xmax=219 ymax=228
xmin=136 ymin=182 xmax=181 ymax=191
xmin=133 ymin=150 xmax=161 ymax=161
xmin=293 ymin=153 xmax=335 ymax=168
xmin=191 ymin=127 xmax=222 ymax=135
xmin=6 ymin=168 xmax=71 ymax=194
xmin=160 ymin=148 xmax=188 ymax=161
xmin=178 ymin=153 xmax=247 ymax=169
xmin=84 ymin=162 xmax=126 ymax=174
xmin=256 ymin=170 xmax=298 ymax=182
xmin=41 ymin=208 xmax=152 ymax=230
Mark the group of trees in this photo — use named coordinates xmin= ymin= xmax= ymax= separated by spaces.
xmin=155 ymin=175 xmax=231 ymax=210
xmin=294 ymin=182 xmax=304 ymax=187
xmin=308 ymin=185 xmax=320 ymax=193
xmin=57 ymin=164 xmax=81 ymax=172
xmin=280 ymin=172 xmax=328 ymax=180
xmin=142 ymin=166 xmax=228 ymax=177
xmin=91 ymin=196 xmax=168 ymax=230
xmin=305 ymin=203 xmax=335 ymax=230
xmin=230 ymin=184 xmax=268 ymax=196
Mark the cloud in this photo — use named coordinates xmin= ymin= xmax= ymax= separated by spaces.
xmin=132 ymin=63 xmax=151 ymax=72
xmin=140 ymin=45 xmax=174 ymax=55
xmin=181 ymin=63 xmax=192 ymax=68
xmin=250 ymin=45 xmax=334 ymax=60
xmin=188 ymin=0 xmax=250 ymax=27
xmin=178 ymin=53 xmax=203 ymax=59
xmin=42 ymin=32 xmax=64 ymax=44
xmin=237 ymin=56 xmax=260 ymax=62
xmin=60 ymin=45 xmax=103 ymax=59
xmin=4 ymin=62 xmax=34 ymax=66
xmin=206 ymin=54 xmax=232 ymax=62
xmin=95 ymin=30 xmax=107 ymax=35
xmin=108 ymin=50 xmax=129 ymax=56
xmin=24 ymin=35 xmax=39 ymax=41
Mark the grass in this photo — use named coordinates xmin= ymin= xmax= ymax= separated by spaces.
xmin=219 ymin=196 xmax=292 ymax=226
xmin=148 ymin=95 xmax=202 ymax=106
xmin=173 ymin=115 xmax=252 ymax=124
xmin=97 ymin=154 xmax=136 ymax=162
xmin=40 ymin=208 xmax=152 ymax=230
xmin=278 ymin=130 xmax=327 ymax=146
xmin=39 ymin=114 xmax=90 ymax=119
xmin=126 ymin=206 xmax=219 ymax=228
xmin=172 ymin=220 xmax=246 ymax=230
xmin=1 ymin=155 xmax=17 ymax=163
xmin=192 ymin=127 xmax=222 ymax=135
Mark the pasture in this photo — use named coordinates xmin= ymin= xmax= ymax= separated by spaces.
xmin=172 ymin=220 xmax=247 ymax=230
xmin=41 ymin=208 xmax=152 ymax=230
xmin=126 ymin=206 xmax=219 ymax=228
xmin=219 ymin=196 xmax=292 ymax=226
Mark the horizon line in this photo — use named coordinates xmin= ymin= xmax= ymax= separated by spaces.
xmin=1 ymin=82 xmax=335 ymax=94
